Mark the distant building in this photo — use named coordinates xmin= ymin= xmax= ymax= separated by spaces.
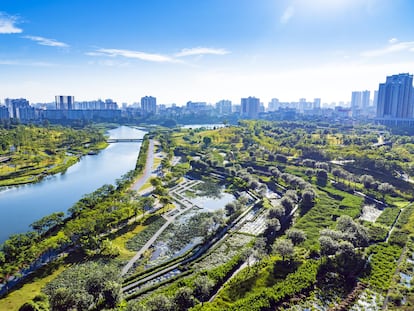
xmin=55 ymin=95 xmax=74 ymax=110
xmin=373 ymin=90 xmax=378 ymax=107
xmin=351 ymin=91 xmax=361 ymax=116
xmin=298 ymin=98 xmax=313 ymax=112
xmin=0 ymin=105 xmax=9 ymax=119
xmin=334 ymin=106 xmax=352 ymax=119
xmin=5 ymin=98 xmax=35 ymax=120
xmin=216 ymin=100 xmax=232 ymax=115
xmin=268 ymin=98 xmax=279 ymax=112
xmin=313 ymin=98 xmax=321 ymax=109
xmin=141 ymin=96 xmax=157 ymax=114
xmin=361 ymin=90 xmax=370 ymax=111
xmin=186 ymin=101 xmax=209 ymax=113
xmin=232 ymin=104 xmax=241 ymax=113
xmin=377 ymin=73 xmax=414 ymax=119
xmin=186 ymin=101 xmax=206 ymax=110
xmin=76 ymin=99 xmax=118 ymax=110
xmin=241 ymin=96 xmax=260 ymax=118
xmin=259 ymin=102 xmax=265 ymax=113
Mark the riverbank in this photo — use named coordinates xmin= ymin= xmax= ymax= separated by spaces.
xmin=0 ymin=126 xmax=146 ymax=244
xmin=0 ymin=125 xmax=109 ymax=187
xmin=0 ymin=142 xmax=108 ymax=187
xmin=0 ymin=129 xmax=154 ymax=310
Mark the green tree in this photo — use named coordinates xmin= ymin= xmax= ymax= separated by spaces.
xmin=202 ymin=136 xmax=212 ymax=147
xmin=268 ymin=205 xmax=285 ymax=219
xmin=319 ymin=235 xmax=338 ymax=257
xmin=286 ymin=229 xmax=306 ymax=245
xmin=30 ymin=212 xmax=65 ymax=235
xmin=174 ymin=287 xmax=196 ymax=311
xmin=316 ymin=169 xmax=328 ymax=186
xmin=360 ymin=174 xmax=375 ymax=189
xmin=146 ymin=294 xmax=173 ymax=311
xmin=273 ymin=239 xmax=294 ymax=262
xmin=378 ymin=182 xmax=395 ymax=198
xmin=193 ymin=275 xmax=214 ymax=304
xmin=281 ymin=197 xmax=294 ymax=214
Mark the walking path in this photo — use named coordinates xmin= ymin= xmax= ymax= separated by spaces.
xmin=131 ymin=139 xmax=155 ymax=191
xmin=122 ymin=197 xmax=261 ymax=294
xmin=121 ymin=201 xmax=197 ymax=276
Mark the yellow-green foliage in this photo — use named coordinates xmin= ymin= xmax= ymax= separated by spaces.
xmin=362 ymin=243 xmax=402 ymax=291
xmin=0 ymin=125 xmax=106 ymax=186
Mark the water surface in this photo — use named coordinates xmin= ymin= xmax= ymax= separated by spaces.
xmin=0 ymin=126 xmax=145 ymax=243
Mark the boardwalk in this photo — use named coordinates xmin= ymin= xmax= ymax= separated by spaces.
xmin=121 ymin=201 xmax=198 ymax=276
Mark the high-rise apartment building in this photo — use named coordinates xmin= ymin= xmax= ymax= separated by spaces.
xmin=373 ymin=90 xmax=378 ymax=107
xmin=216 ymin=100 xmax=232 ymax=115
xmin=361 ymin=91 xmax=370 ymax=110
xmin=351 ymin=90 xmax=370 ymax=116
xmin=313 ymin=98 xmax=321 ymax=109
xmin=351 ymin=91 xmax=361 ymax=116
xmin=0 ymin=105 xmax=9 ymax=119
xmin=55 ymin=96 xmax=74 ymax=110
xmin=75 ymin=99 xmax=118 ymax=110
xmin=377 ymin=73 xmax=414 ymax=119
xmin=141 ymin=96 xmax=157 ymax=114
xmin=268 ymin=98 xmax=280 ymax=112
xmin=5 ymin=98 xmax=35 ymax=120
xmin=241 ymin=97 xmax=260 ymax=119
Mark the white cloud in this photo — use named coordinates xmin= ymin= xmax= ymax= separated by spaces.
xmin=0 ymin=60 xmax=19 ymax=65
xmin=88 ymin=47 xmax=229 ymax=63
xmin=88 ymin=48 xmax=176 ymax=63
xmin=0 ymin=59 xmax=56 ymax=67
xmin=361 ymin=40 xmax=414 ymax=57
xmin=175 ymin=47 xmax=230 ymax=57
xmin=280 ymin=5 xmax=295 ymax=24
xmin=0 ymin=13 xmax=22 ymax=34
xmin=23 ymin=35 xmax=69 ymax=47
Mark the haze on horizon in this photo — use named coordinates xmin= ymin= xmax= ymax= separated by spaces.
xmin=0 ymin=0 xmax=413 ymax=106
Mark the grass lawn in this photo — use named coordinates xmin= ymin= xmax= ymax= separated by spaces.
xmin=152 ymin=157 xmax=162 ymax=170
xmin=139 ymin=180 xmax=154 ymax=192
xmin=0 ymin=263 xmax=67 ymax=311
xmin=112 ymin=222 xmax=146 ymax=261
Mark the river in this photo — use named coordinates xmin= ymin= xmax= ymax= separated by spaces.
xmin=0 ymin=126 xmax=146 ymax=243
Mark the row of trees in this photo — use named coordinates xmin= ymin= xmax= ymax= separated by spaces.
xmin=1 ymin=136 xmax=152 ymax=294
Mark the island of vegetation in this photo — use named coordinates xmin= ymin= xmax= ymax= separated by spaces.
xmin=0 ymin=121 xmax=108 ymax=187
xmin=1 ymin=120 xmax=414 ymax=311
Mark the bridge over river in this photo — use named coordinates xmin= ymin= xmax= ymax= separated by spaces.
xmin=107 ymin=138 xmax=143 ymax=143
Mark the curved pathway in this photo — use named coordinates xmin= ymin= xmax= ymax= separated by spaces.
xmin=131 ymin=139 xmax=155 ymax=191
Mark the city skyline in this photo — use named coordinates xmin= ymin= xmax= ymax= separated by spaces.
xmin=1 ymin=0 xmax=414 ymax=105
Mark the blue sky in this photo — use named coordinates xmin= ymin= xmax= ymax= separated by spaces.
xmin=1 ymin=0 xmax=414 ymax=106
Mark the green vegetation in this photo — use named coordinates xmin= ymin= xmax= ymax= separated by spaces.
xmin=3 ymin=120 xmax=414 ymax=310
xmin=362 ymin=243 xmax=402 ymax=290
xmin=125 ymin=216 xmax=166 ymax=251
xmin=0 ymin=124 xmax=107 ymax=186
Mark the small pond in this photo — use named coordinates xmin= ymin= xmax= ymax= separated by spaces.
xmin=400 ymin=272 xmax=412 ymax=288
xmin=188 ymin=192 xmax=235 ymax=212
xmin=359 ymin=204 xmax=383 ymax=222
